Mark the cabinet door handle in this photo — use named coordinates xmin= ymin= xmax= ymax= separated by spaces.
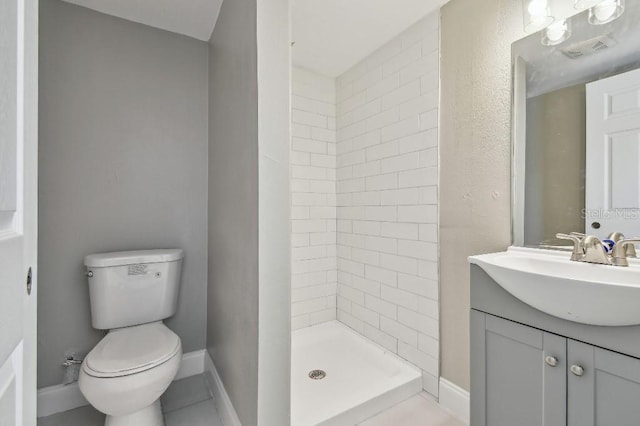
xmin=570 ymin=364 xmax=585 ymax=376
xmin=545 ymin=355 xmax=558 ymax=367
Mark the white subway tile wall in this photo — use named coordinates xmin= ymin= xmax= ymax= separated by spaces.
xmin=290 ymin=12 xmax=440 ymax=397
xmin=335 ymin=13 xmax=440 ymax=397
xmin=291 ymin=68 xmax=338 ymax=330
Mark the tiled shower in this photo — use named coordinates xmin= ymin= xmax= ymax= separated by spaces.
xmin=291 ymin=69 xmax=339 ymax=329
xmin=290 ymin=10 xmax=441 ymax=398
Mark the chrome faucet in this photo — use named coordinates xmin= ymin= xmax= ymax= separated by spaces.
xmin=611 ymin=239 xmax=640 ymax=267
xmin=581 ymin=235 xmax=613 ymax=265
xmin=556 ymin=233 xmax=611 ymax=265
xmin=556 ymin=232 xmax=639 ymax=267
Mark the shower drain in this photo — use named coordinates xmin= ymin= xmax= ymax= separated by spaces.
xmin=308 ymin=369 xmax=326 ymax=380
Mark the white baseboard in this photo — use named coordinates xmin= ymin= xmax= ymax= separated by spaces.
xmin=37 ymin=349 xmax=207 ymax=418
xmin=37 ymin=381 xmax=87 ymax=419
xmin=174 ymin=349 xmax=206 ymax=381
xmin=204 ymin=351 xmax=241 ymax=426
xmin=438 ymin=377 xmax=470 ymax=425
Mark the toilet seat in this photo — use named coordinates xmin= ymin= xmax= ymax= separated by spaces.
xmin=83 ymin=322 xmax=181 ymax=378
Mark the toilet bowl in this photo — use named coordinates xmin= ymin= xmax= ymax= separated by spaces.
xmin=79 ymin=322 xmax=182 ymax=426
xmin=78 ymin=249 xmax=185 ymax=426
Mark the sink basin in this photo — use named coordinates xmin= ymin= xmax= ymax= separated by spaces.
xmin=469 ymin=247 xmax=640 ymax=326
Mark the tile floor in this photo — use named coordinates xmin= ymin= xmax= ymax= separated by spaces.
xmin=38 ymin=375 xmax=465 ymax=426
xmin=359 ymin=393 xmax=466 ymax=426
xmin=37 ymin=374 xmax=222 ymax=426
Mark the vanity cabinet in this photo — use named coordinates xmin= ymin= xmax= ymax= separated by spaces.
xmin=566 ymin=340 xmax=640 ymax=426
xmin=471 ymin=266 xmax=640 ymax=426
xmin=471 ymin=311 xmax=565 ymax=426
xmin=472 ymin=311 xmax=640 ymax=426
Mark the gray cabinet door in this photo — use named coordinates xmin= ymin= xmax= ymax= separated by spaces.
xmin=471 ymin=311 xmax=566 ymax=426
xmin=568 ymin=339 xmax=640 ymax=426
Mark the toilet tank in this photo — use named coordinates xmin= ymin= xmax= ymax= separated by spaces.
xmin=84 ymin=249 xmax=184 ymax=330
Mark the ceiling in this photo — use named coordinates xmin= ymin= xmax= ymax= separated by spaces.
xmin=62 ymin=0 xmax=447 ymax=76
xmin=61 ymin=0 xmax=223 ymax=42
xmin=292 ymin=0 xmax=447 ymax=77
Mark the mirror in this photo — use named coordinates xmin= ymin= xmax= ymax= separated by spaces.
xmin=511 ymin=1 xmax=640 ymax=248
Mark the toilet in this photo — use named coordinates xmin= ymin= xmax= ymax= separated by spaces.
xmin=78 ymin=249 xmax=184 ymax=426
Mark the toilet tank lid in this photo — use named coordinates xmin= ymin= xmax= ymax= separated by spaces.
xmin=84 ymin=249 xmax=184 ymax=268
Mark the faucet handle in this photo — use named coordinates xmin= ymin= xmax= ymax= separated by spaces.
xmin=627 ymin=243 xmax=637 ymax=259
xmin=607 ymin=232 xmax=636 ymax=259
xmin=612 ymin=239 xmax=640 ymax=267
xmin=556 ymin=233 xmax=584 ymax=261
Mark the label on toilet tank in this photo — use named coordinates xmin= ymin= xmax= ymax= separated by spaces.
xmin=127 ymin=264 xmax=148 ymax=275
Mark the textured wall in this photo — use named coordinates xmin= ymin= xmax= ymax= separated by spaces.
xmin=290 ymin=67 xmax=338 ymax=330
xmin=207 ymin=0 xmax=260 ymax=423
xmin=335 ymin=13 xmax=441 ymax=396
xmin=440 ymin=0 xmax=526 ymax=390
xmin=38 ymin=0 xmax=209 ymax=388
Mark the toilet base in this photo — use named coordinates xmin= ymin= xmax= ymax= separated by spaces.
xmin=104 ymin=400 xmax=164 ymax=426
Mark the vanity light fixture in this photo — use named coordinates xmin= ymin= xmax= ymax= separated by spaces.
xmin=524 ymin=0 xmax=626 ymax=43
xmin=542 ymin=19 xmax=572 ymax=45
xmin=588 ymin=0 xmax=625 ymax=24
xmin=524 ymin=0 xmax=555 ymax=33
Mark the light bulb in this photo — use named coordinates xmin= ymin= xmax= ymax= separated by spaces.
xmin=542 ymin=20 xmax=572 ymax=46
xmin=547 ymin=22 xmax=566 ymax=41
xmin=589 ymin=0 xmax=625 ymax=24
xmin=595 ymin=0 xmax=617 ymax=19
xmin=524 ymin=0 xmax=554 ymax=33
xmin=528 ymin=0 xmax=548 ymax=15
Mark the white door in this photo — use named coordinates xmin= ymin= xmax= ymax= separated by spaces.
xmin=0 ymin=0 xmax=38 ymax=425
xmin=586 ymin=68 xmax=640 ymax=239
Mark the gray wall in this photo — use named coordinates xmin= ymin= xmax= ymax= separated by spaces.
xmin=525 ymin=84 xmax=586 ymax=246
xmin=207 ymin=0 xmax=260 ymax=424
xmin=38 ymin=0 xmax=209 ymax=388
xmin=440 ymin=0 xmax=526 ymax=391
